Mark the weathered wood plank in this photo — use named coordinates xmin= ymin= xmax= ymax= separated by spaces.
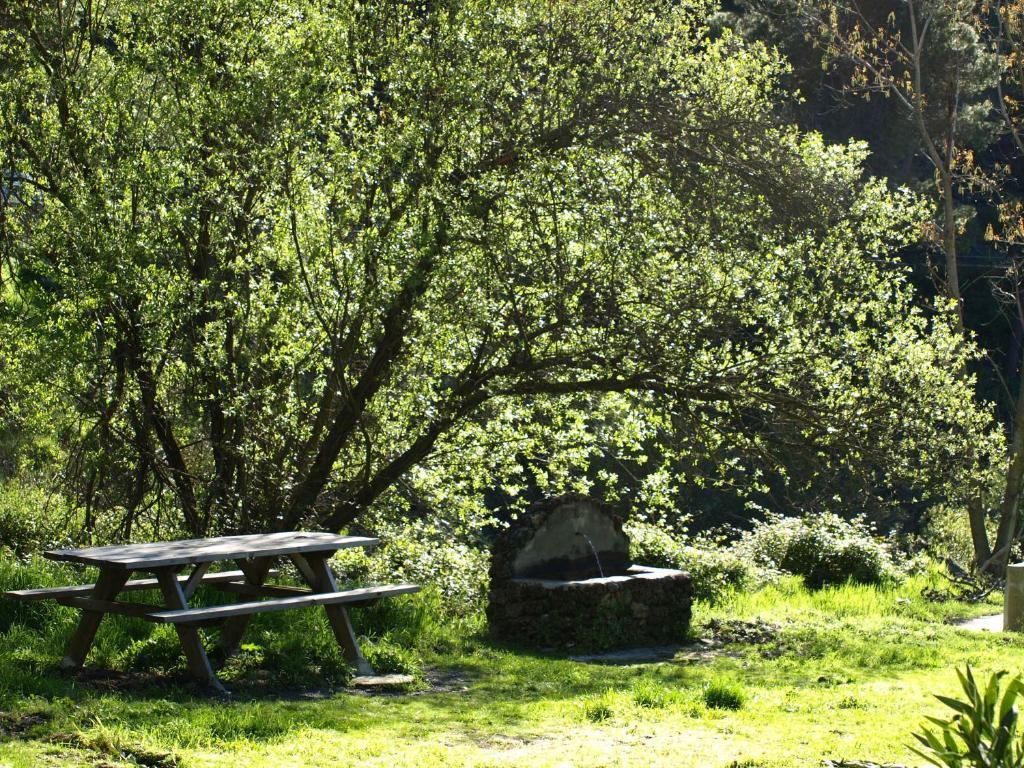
xmin=182 ymin=562 xmax=212 ymax=599
xmin=207 ymin=582 xmax=312 ymax=598
xmin=45 ymin=532 xmax=378 ymax=570
xmin=148 ymin=584 xmax=420 ymax=624
xmin=5 ymin=569 xmax=279 ymax=602
xmin=288 ymin=552 xmax=319 ymax=585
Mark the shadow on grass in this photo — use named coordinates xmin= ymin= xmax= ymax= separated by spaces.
xmin=2 ymin=597 xmax=1022 ymax=762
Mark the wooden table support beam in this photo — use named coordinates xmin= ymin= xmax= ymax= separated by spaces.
xmin=59 ymin=567 xmax=131 ymax=670
xmin=217 ymin=557 xmax=273 ymax=657
xmin=155 ymin=569 xmax=225 ymax=693
xmin=295 ymin=553 xmax=375 ymax=677
xmin=183 ymin=562 xmax=212 ymax=599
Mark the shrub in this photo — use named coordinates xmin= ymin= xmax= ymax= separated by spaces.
xmin=0 ymin=483 xmax=76 ymax=555
xmin=332 ymin=522 xmax=489 ymax=618
xmin=625 ymin=521 xmax=682 ymax=569
xmin=737 ymin=513 xmax=897 ymax=588
xmin=581 ymin=692 xmax=615 ymax=722
xmin=703 ymin=678 xmax=746 ymax=710
xmin=626 ymin=521 xmax=756 ymax=602
xmin=676 ymin=542 xmax=757 ymax=602
xmin=924 ymin=503 xmax=993 ymax=569
xmin=632 ymin=678 xmax=670 ymax=709
xmin=362 ymin=637 xmax=423 ymax=678
xmin=913 ymin=666 xmax=1024 ymax=768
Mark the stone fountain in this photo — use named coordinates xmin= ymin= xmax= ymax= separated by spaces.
xmin=487 ymin=494 xmax=693 ymax=649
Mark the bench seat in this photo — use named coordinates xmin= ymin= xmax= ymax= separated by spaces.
xmin=147 ymin=583 xmax=421 ymax=624
xmin=4 ymin=569 xmax=278 ymax=601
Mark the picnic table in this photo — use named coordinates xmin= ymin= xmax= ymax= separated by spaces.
xmin=4 ymin=531 xmax=419 ymax=692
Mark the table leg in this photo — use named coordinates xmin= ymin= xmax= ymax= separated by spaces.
xmin=293 ymin=552 xmax=375 ymax=677
xmin=59 ymin=567 xmax=131 ymax=670
xmin=217 ymin=557 xmax=273 ymax=656
xmin=182 ymin=562 xmax=212 ymax=599
xmin=155 ymin=569 xmax=225 ymax=693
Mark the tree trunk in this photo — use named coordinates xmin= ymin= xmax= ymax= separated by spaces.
xmin=983 ymin=364 xmax=1024 ymax=576
xmin=968 ymin=497 xmax=993 ymax=567
xmin=940 ymin=170 xmax=964 ymax=331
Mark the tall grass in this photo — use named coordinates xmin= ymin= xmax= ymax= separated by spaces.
xmin=697 ymin=566 xmax=999 ymax=626
xmin=0 ymin=548 xmax=482 ymax=693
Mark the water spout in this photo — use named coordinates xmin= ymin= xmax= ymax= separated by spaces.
xmin=577 ymin=532 xmax=605 ymax=578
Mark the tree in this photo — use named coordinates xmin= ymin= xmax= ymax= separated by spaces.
xmin=794 ymin=0 xmax=999 ymax=329
xmin=781 ymin=0 xmax=1024 ymax=573
xmin=0 ymin=0 xmax=999 ymax=539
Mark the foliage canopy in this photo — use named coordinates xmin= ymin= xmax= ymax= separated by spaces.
xmin=0 ymin=0 xmax=1000 ymax=537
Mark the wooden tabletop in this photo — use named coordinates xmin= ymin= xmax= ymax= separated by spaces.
xmin=44 ymin=531 xmax=378 ymax=570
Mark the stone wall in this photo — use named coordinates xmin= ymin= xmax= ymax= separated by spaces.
xmin=487 ymin=494 xmax=693 ymax=650
xmin=487 ymin=566 xmax=694 ymax=650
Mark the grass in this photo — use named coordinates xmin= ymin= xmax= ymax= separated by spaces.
xmin=703 ymin=678 xmax=746 ymax=710
xmin=0 ymin=557 xmax=1017 ymax=768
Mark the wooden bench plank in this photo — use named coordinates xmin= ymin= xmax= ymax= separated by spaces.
xmin=4 ymin=569 xmax=279 ymax=601
xmin=147 ymin=584 xmax=420 ymax=624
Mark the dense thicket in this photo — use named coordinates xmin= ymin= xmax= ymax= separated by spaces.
xmin=0 ymin=0 xmax=1001 ymax=541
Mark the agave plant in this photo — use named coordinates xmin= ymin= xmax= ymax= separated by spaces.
xmin=912 ymin=666 xmax=1024 ymax=768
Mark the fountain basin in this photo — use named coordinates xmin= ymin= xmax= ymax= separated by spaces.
xmin=487 ymin=494 xmax=693 ymax=650
xmin=487 ymin=564 xmax=692 ymax=649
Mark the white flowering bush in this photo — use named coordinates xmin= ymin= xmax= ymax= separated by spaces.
xmin=737 ymin=513 xmax=898 ymax=588
xmin=625 ymin=520 xmax=758 ymax=602
xmin=333 ymin=522 xmax=489 ymax=617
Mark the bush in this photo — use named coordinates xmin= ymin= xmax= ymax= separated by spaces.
xmin=913 ymin=666 xmax=1024 ymax=768
xmin=625 ymin=521 xmax=682 ymax=569
xmin=737 ymin=513 xmax=897 ymax=588
xmin=0 ymin=483 xmax=76 ymax=555
xmin=332 ymin=522 xmax=489 ymax=618
xmin=626 ymin=521 xmax=756 ymax=602
xmin=632 ymin=678 xmax=670 ymax=709
xmin=703 ymin=678 xmax=746 ymax=710
xmin=923 ymin=503 xmax=992 ymax=569
xmin=580 ymin=692 xmax=615 ymax=722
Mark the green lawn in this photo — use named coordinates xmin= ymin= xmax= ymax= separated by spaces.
xmin=0 ymin=568 xmax=1017 ymax=768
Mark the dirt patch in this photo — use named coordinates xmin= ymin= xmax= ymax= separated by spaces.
xmin=570 ymin=645 xmax=684 ymax=664
xmin=44 ymin=732 xmax=181 ymax=768
xmin=706 ymin=618 xmax=780 ymax=645
xmin=952 ymin=613 xmax=1002 ymax=632
xmin=69 ymin=667 xmax=174 ymax=692
xmin=566 ymin=620 xmax=780 ymax=665
xmin=422 ymin=665 xmax=475 ymax=694
xmin=0 ymin=710 xmax=51 ymax=738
